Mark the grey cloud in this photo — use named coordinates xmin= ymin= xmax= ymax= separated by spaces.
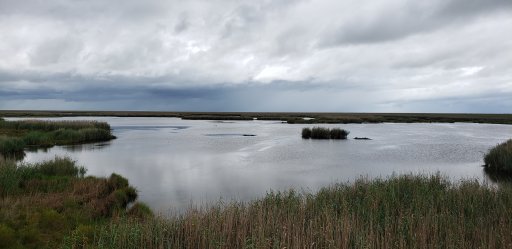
xmin=0 ymin=0 xmax=511 ymax=112
xmin=321 ymin=0 xmax=512 ymax=46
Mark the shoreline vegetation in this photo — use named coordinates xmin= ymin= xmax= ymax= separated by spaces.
xmin=302 ymin=127 xmax=350 ymax=139
xmin=0 ymin=157 xmax=151 ymax=248
xmin=1 ymin=110 xmax=512 ymax=124
xmin=484 ymin=139 xmax=512 ymax=174
xmin=62 ymin=174 xmax=512 ymax=248
xmin=0 ymin=118 xmax=115 ymax=158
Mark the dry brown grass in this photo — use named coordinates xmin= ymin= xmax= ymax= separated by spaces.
xmin=71 ymin=175 xmax=512 ymax=249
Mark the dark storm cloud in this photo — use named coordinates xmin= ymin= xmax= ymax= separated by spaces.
xmin=0 ymin=0 xmax=511 ymax=112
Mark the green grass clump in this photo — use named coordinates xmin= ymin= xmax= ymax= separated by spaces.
xmin=0 ymin=136 xmax=26 ymax=156
xmin=484 ymin=139 xmax=512 ymax=173
xmin=302 ymin=127 xmax=349 ymax=139
xmin=65 ymin=174 xmax=512 ymax=249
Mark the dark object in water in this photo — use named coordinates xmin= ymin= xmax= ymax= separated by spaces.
xmin=205 ymin=134 xmax=256 ymax=137
xmin=354 ymin=137 xmax=372 ymax=140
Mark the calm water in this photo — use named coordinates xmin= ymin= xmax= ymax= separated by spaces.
xmin=9 ymin=117 xmax=512 ymax=211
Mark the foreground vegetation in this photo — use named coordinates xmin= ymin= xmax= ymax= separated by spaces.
xmin=61 ymin=174 xmax=512 ymax=249
xmin=0 ymin=157 xmax=150 ymax=248
xmin=0 ymin=118 xmax=115 ymax=158
xmin=484 ymin=139 xmax=512 ymax=174
xmin=302 ymin=127 xmax=350 ymax=139
xmin=2 ymin=111 xmax=512 ymax=124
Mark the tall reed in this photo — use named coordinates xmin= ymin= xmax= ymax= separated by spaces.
xmin=65 ymin=174 xmax=512 ymax=249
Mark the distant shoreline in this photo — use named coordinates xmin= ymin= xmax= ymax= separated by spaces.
xmin=2 ymin=110 xmax=512 ymax=125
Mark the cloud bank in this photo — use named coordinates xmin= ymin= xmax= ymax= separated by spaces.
xmin=1 ymin=0 xmax=511 ymax=112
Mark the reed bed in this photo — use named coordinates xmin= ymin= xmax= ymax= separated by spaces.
xmin=484 ymin=139 xmax=512 ymax=174
xmin=302 ymin=127 xmax=349 ymax=139
xmin=65 ymin=174 xmax=512 ymax=249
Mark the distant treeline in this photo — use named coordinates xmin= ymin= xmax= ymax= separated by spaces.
xmin=302 ymin=127 xmax=349 ymax=139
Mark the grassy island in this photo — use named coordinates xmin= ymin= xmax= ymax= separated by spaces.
xmin=0 ymin=118 xmax=115 ymax=158
xmin=302 ymin=127 xmax=350 ymax=139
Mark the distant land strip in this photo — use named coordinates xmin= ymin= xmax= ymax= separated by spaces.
xmin=1 ymin=110 xmax=512 ymax=124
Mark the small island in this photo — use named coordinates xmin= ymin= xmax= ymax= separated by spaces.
xmin=302 ymin=127 xmax=349 ymax=139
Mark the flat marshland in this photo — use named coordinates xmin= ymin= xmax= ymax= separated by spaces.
xmin=1 ymin=116 xmax=512 ymax=248
xmin=2 ymin=110 xmax=512 ymax=124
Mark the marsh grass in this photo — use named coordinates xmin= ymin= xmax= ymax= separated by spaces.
xmin=0 ymin=119 xmax=115 ymax=158
xmin=0 ymin=136 xmax=26 ymax=156
xmin=0 ymin=157 xmax=146 ymax=248
xmin=64 ymin=174 xmax=512 ymax=249
xmin=0 ymin=119 xmax=111 ymax=131
xmin=484 ymin=139 xmax=512 ymax=174
xmin=302 ymin=127 xmax=349 ymax=139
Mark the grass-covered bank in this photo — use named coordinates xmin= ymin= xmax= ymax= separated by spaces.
xmin=65 ymin=174 xmax=512 ymax=249
xmin=0 ymin=118 xmax=115 ymax=158
xmin=0 ymin=157 xmax=150 ymax=248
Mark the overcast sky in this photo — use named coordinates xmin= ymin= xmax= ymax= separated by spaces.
xmin=1 ymin=0 xmax=511 ymax=112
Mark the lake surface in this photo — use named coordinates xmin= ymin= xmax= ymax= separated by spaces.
xmin=9 ymin=117 xmax=512 ymax=212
